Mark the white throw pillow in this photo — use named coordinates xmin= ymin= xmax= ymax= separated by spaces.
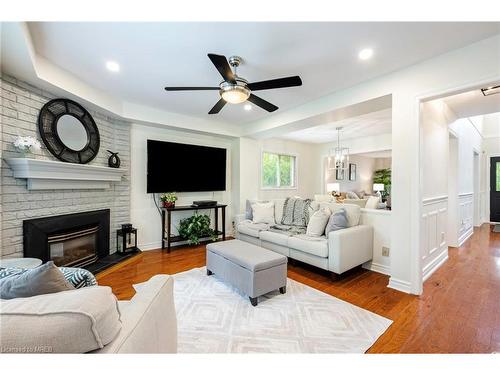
xmin=306 ymin=207 xmax=332 ymax=237
xmin=252 ymin=202 xmax=275 ymax=224
xmin=365 ymin=196 xmax=380 ymax=209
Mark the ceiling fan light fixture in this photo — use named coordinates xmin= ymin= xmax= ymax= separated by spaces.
xmin=220 ymin=83 xmax=250 ymax=104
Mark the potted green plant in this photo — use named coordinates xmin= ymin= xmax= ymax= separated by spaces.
xmin=373 ymin=168 xmax=391 ymax=201
xmin=160 ymin=192 xmax=178 ymax=208
xmin=177 ymin=213 xmax=218 ymax=245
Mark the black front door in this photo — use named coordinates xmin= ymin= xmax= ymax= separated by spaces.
xmin=490 ymin=157 xmax=500 ymax=222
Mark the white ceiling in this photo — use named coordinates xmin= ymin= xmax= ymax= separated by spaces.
xmin=443 ymin=86 xmax=500 ymax=119
xmin=480 ymin=112 xmax=500 ymax=138
xmin=279 ymin=108 xmax=391 ymax=143
xmin=27 ymin=22 xmax=500 ymax=126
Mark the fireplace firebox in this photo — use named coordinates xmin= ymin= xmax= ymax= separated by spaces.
xmin=23 ymin=209 xmax=110 ymax=268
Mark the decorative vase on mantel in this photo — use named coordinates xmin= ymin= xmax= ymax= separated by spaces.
xmin=13 ymin=136 xmax=41 ymax=158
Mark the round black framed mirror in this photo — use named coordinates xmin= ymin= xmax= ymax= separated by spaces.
xmin=38 ymin=98 xmax=100 ymax=164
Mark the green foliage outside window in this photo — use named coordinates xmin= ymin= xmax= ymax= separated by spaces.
xmin=262 ymin=152 xmax=295 ymax=188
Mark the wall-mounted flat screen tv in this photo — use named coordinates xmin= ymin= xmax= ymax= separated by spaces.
xmin=147 ymin=139 xmax=227 ymax=193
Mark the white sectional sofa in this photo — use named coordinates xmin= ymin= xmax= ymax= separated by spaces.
xmin=235 ymin=199 xmax=374 ymax=275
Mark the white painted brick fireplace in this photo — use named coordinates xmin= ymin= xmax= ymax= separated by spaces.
xmin=0 ymin=75 xmax=131 ymax=259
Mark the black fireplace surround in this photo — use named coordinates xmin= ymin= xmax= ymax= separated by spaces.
xmin=23 ymin=209 xmax=110 ymax=266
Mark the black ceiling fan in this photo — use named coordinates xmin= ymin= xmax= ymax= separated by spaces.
xmin=164 ymin=54 xmax=302 ymax=114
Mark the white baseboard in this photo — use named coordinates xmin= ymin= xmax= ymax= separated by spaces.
xmin=387 ymin=277 xmax=412 ymax=294
xmin=362 ymin=261 xmax=391 ymax=275
xmin=422 ymin=250 xmax=448 ymax=282
xmin=458 ymin=227 xmax=473 ymax=247
xmin=138 ymin=241 xmax=162 ymax=251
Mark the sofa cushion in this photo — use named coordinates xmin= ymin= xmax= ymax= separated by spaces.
xmin=0 ymin=261 xmax=74 ymax=300
xmin=259 ymin=230 xmax=291 ymax=246
xmin=237 ymin=221 xmax=270 ymax=238
xmin=343 ymin=198 xmax=368 ymax=208
xmin=313 ymin=194 xmax=334 ymax=203
xmin=0 ymin=286 xmax=121 ymax=353
xmin=319 ymin=202 xmax=361 ymax=227
xmin=288 ymin=235 xmax=328 ymax=258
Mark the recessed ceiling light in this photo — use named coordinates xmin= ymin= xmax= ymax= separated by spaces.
xmin=244 ymin=104 xmax=252 ymax=111
xmin=358 ymin=48 xmax=374 ymax=61
xmin=106 ymin=61 xmax=120 ymax=72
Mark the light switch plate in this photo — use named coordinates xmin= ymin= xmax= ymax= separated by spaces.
xmin=382 ymin=246 xmax=390 ymax=257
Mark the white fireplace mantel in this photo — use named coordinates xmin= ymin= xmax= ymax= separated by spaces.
xmin=4 ymin=158 xmax=124 ymax=190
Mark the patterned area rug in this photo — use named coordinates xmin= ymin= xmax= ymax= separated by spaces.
xmin=173 ymin=267 xmax=392 ymax=353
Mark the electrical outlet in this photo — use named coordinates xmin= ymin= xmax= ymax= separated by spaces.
xmin=382 ymin=246 xmax=390 ymax=257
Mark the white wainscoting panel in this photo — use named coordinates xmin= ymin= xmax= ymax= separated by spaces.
xmin=458 ymin=193 xmax=474 ymax=246
xmin=421 ymin=196 xmax=448 ymax=281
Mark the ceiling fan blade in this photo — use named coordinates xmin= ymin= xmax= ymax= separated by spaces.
xmin=207 ymin=54 xmax=235 ymax=83
xmin=247 ymin=76 xmax=302 ymax=91
xmin=164 ymin=87 xmax=219 ymax=91
xmin=208 ymin=98 xmax=226 ymax=114
xmin=247 ymin=94 xmax=278 ymax=112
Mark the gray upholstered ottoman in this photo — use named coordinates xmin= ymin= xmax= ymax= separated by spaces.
xmin=206 ymin=239 xmax=287 ymax=306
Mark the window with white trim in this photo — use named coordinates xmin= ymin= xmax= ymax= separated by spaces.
xmin=261 ymin=152 xmax=296 ymax=189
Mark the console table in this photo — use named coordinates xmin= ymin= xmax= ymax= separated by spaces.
xmin=161 ymin=204 xmax=227 ymax=252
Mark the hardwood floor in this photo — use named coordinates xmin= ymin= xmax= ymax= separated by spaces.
xmin=97 ymin=224 xmax=500 ymax=353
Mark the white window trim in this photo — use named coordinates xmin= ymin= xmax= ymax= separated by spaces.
xmin=260 ymin=150 xmax=299 ymax=191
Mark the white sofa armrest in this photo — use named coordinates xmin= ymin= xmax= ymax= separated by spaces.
xmin=327 ymin=225 xmax=373 ymax=274
xmin=234 ymin=213 xmax=247 ymax=226
xmin=96 ymin=275 xmax=177 ymax=353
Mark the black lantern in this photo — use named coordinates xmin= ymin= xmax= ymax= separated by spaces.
xmin=117 ymin=224 xmax=138 ymax=253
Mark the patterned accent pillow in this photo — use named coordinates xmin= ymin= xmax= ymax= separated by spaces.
xmin=0 ymin=266 xmax=97 ymax=289
xmin=59 ymin=267 xmax=97 ymax=288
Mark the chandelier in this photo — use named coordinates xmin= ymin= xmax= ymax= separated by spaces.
xmin=328 ymin=127 xmax=349 ymax=171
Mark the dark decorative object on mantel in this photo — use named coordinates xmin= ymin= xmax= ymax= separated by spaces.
xmin=117 ymin=225 xmax=138 ymax=254
xmin=38 ymin=98 xmax=100 ymax=164
xmin=107 ymin=150 xmax=121 ymax=168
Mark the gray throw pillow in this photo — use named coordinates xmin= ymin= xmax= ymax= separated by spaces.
xmin=325 ymin=208 xmax=349 ymax=234
xmin=0 ymin=261 xmax=74 ymax=300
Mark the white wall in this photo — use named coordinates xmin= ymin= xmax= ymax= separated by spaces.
xmin=420 ymin=100 xmax=454 ymax=280
xmin=237 ymin=137 xmax=319 ymax=211
xmin=420 ymin=99 xmax=485 ymax=281
xmin=242 ymin=35 xmax=500 ymax=294
xmin=315 ymin=133 xmax=392 ymax=194
xmin=480 ymin=137 xmax=500 ymax=222
xmin=323 ymin=154 xmax=377 ymax=194
xmin=130 ymin=123 xmax=238 ymax=250
xmin=449 ymin=118 xmax=483 ymax=244
xmin=360 ymin=209 xmax=391 ymax=275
